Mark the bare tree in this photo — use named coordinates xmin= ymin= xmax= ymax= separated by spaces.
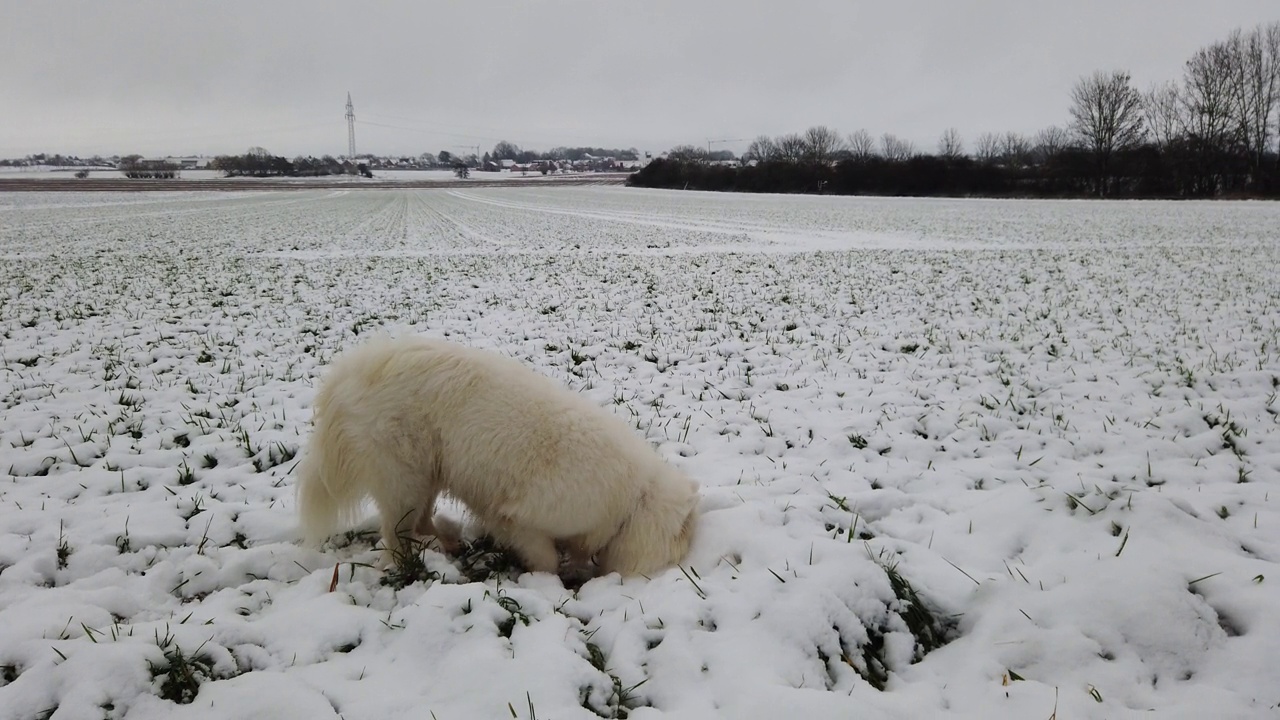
xmin=1224 ymin=23 xmax=1280 ymax=179
xmin=1269 ymin=22 xmax=1280 ymax=156
xmin=775 ymin=133 xmax=808 ymax=163
xmin=974 ymin=132 xmax=1001 ymax=164
xmin=666 ymin=145 xmax=709 ymax=163
xmin=803 ymin=125 xmax=847 ymax=165
xmin=492 ymin=140 xmax=522 ymax=160
xmin=1000 ymin=132 xmax=1033 ymax=169
xmin=880 ymin=133 xmax=915 ymax=161
xmin=1143 ymin=81 xmax=1185 ymax=150
xmin=937 ymin=127 xmax=964 ymax=159
xmin=743 ymin=135 xmax=778 ymax=163
xmin=847 ymin=129 xmax=877 ymax=159
xmin=1168 ymin=39 xmax=1254 ymax=194
xmin=1264 ymin=21 xmax=1280 ymax=154
xmin=1068 ymin=69 xmax=1146 ymax=195
xmin=1033 ymin=125 xmax=1071 ymax=162
xmin=1182 ymin=42 xmax=1238 ymax=159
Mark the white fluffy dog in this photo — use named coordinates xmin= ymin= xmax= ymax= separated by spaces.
xmin=297 ymin=335 xmax=699 ymax=577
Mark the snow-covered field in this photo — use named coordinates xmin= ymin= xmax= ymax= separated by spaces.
xmin=1 ymin=187 xmax=1277 ymax=719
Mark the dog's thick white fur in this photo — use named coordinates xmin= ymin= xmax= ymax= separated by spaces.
xmin=296 ymin=335 xmax=699 ymax=576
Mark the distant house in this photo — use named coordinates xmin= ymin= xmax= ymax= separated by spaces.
xmin=509 ymin=161 xmax=559 ymax=175
xmin=500 ymin=159 xmax=516 ymax=169
xmin=569 ymin=156 xmax=626 ymax=172
xmin=165 ymin=157 xmax=209 ymax=170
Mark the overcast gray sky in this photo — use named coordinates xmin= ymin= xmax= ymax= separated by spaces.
xmin=3 ymin=1 xmax=1277 ymax=159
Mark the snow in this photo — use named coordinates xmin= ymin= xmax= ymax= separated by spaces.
xmin=1 ymin=187 xmax=1278 ymax=718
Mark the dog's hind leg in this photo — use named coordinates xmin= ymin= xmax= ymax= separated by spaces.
xmin=374 ymin=431 xmax=447 ymax=567
xmin=412 ymin=494 xmax=463 ymax=554
xmin=375 ymin=500 xmax=418 ymax=568
xmin=490 ymin=521 xmax=560 ymax=574
xmin=405 ymin=427 xmax=458 ymax=552
xmin=372 ymin=475 xmax=438 ymax=567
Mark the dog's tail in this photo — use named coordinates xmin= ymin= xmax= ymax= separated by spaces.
xmin=296 ymin=401 xmax=366 ymax=546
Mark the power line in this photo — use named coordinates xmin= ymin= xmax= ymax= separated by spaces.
xmin=707 ymin=137 xmax=749 ymax=155
xmin=360 ymin=112 xmax=641 ymax=149
xmin=357 ymin=119 xmax=504 ymax=144
xmin=364 ymin=113 xmax=515 ymax=139
xmin=56 ymin=120 xmax=344 ymax=145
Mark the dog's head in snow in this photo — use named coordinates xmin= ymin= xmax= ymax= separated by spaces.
xmin=598 ymin=466 xmax=700 ymax=577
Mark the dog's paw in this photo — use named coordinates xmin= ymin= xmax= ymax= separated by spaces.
xmin=375 ymin=549 xmax=395 ymax=570
xmin=430 ymin=515 xmax=465 ymax=554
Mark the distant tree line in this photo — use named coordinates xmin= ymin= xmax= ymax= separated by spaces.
xmin=203 ymin=143 xmax=640 ymax=177
xmin=470 ymin=142 xmax=641 ymax=173
xmin=118 ymin=155 xmax=179 ymax=179
xmin=1 ymin=153 xmax=114 ymax=168
xmin=632 ymin=22 xmax=1280 ymax=199
xmin=8 ymin=144 xmax=641 ymax=177
xmin=210 ymin=148 xmax=372 ymax=178
xmin=484 ymin=142 xmax=640 ymax=164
